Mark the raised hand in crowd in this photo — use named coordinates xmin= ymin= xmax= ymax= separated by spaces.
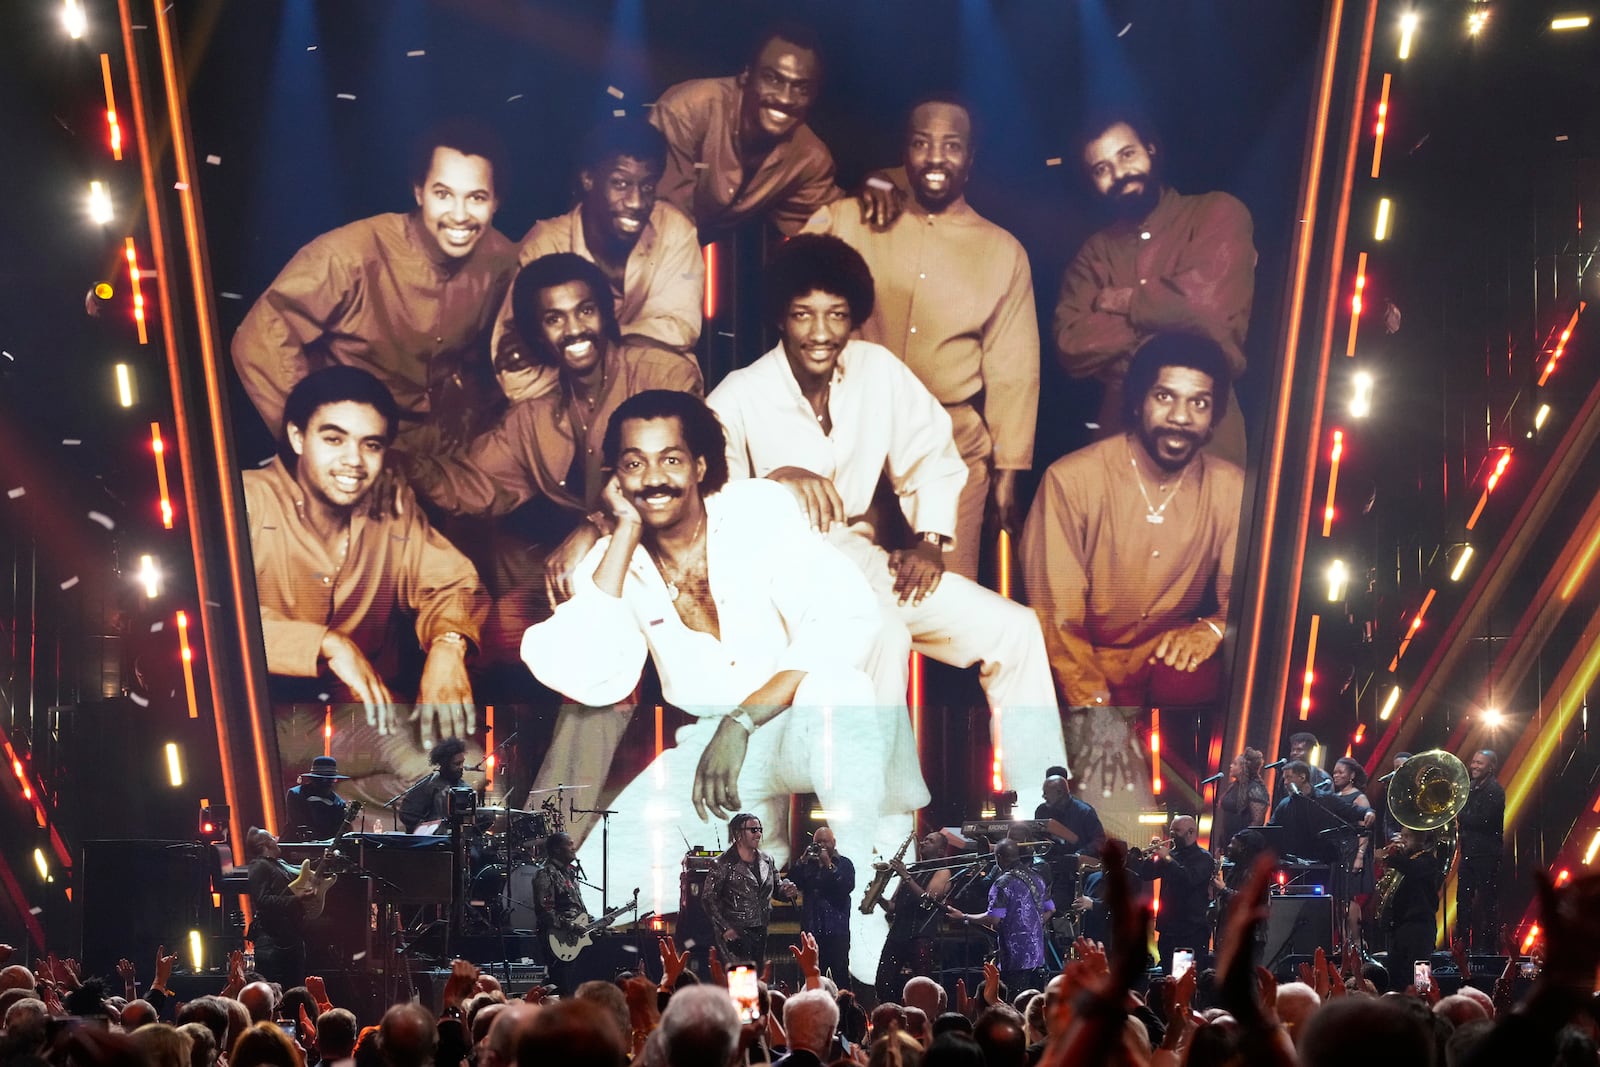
xmin=439 ymin=957 xmax=480 ymax=1013
xmin=1213 ymin=854 xmax=1297 ymax=1067
xmin=154 ymin=944 xmax=178 ymax=992
xmin=622 ymin=974 xmax=660 ymax=1056
xmin=0 ymin=943 xmax=13 ymax=965
xmin=116 ymin=957 xmax=138 ymax=1000
xmin=222 ymin=948 xmax=245 ymax=998
xmin=788 ymin=931 xmax=821 ymax=990
xmin=707 ymin=945 xmax=726 ymax=987
xmin=1153 ymin=963 xmax=1198 ymax=1067
xmin=305 ymin=973 xmax=333 ymax=1013
xmin=657 ymin=935 xmax=688 ymax=991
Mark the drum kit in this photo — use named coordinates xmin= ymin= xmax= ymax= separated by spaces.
xmin=465 ymin=783 xmax=583 ymax=930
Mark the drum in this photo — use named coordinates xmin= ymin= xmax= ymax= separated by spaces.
xmin=502 ymin=862 xmax=541 ymax=931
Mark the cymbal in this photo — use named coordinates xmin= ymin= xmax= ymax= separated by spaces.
xmin=525 ymin=784 xmax=592 ymax=796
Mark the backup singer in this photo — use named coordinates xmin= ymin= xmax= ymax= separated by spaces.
xmin=1214 ymin=748 xmax=1270 ymax=847
xmin=1329 ymin=757 xmax=1377 ymax=951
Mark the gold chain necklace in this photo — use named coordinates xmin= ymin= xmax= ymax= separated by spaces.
xmin=1127 ymin=440 xmax=1189 ymax=525
xmin=645 ymin=513 xmax=706 ymax=602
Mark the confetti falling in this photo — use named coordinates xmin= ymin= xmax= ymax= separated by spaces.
xmin=336 ymin=93 xmax=357 ymax=101
xmin=7 ymin=487 xmax=25 ymax=499
xmin=205 ymin=154 xmax=221 ymax=165
xmin=87 ymin=511 xmax=115 ymax=530
xmin=607 ymin=86 xmax=625 ymax=99
xmin=2 ymin=351 xmax=14 ymax=360
xmin=150 ymin=621 xmax=165 ymax=632
xmin=60 ymin=576 xmax=80 ymax=590
xmin=1045 ymin=157 xmax=1063 ymax=167
xmin=306 ymin=45 xmax=317 ymax=51
xmin=351 ymin=952 xmax=366 ymax=961
xmin=29 ymin=907 xmax=42 ymax=916
xmin=129 ymin=692 xmax=150 ymax=707
xmin=1117 ymin=22 xmax=1133 ymax=36
xmin=174 ymin=182 xmax=188 ymax=190
xmin=220 ymin=292 xmax=243 ymax=300
xmin=612 ymin=109 xmax=626 ymax=118
xmin=506 ymin=94 xmax=524 ymax=103
xmin=865 ymin=176 xmax=894 ymax=191
xmin=62 ymin=439 xmax=81 ymax=446
xmin=406 ymin=50 xmax=426 ymax=57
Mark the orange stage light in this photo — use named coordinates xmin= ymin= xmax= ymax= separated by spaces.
xmin=125 ymin=238 xmax=148 ymax=345
xmin=176 ymin=610 xmax=200 ymax=719
xmin=1346 ymin=253 xmax=1367 ymax=356
xmin=1150 ymin=708 xmax=1163 ymax=795
xmin=100 ymin=53 xmax=123 ymax=161
xmin=703 ymin=243 xmax=719 ymax=321
xmin=1300 ymin=615 xmax=1321 ymax=719
xmin=1370 ymin=74 xmax=1390 ymax=178
xmin=150 ymin=422 xmax=173 ymax=528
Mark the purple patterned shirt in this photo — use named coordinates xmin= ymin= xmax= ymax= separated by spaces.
xmin=987 ymin=866 xmax=1054 ymax=971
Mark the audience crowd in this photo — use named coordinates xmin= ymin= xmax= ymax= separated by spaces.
xmin=2 ymin=846 xmax=1597 ymax=1067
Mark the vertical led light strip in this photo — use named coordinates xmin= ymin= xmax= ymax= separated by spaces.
xmin=176 ymin=610 xmax=200 ymax=718
xmin=1150 ymin=708 xmax=1163 ymax=795
xmin=1300 ymin=614 xmax=1321 ymax=719
xmin=909 ymin=652 xmax=924 ymax=749
xmin=1322 ymin=430 xmax=1344 ymax=536
xmin=322 ymin=707 xmax=332 ymax=758
xmin=483 ymin=706 xmax=495 ymax=789
xmin=150 ymin=422 xmax=173 ymax=528
xmin=1538 ymin=303 xmax=1586 ymax=386
xmin=653 ymin=705 xmax=665 ymax=788
xmin=997 ymin=529 xmax=1012 ymax=599
xmin=1369 ymin=73 xmax=1390 ymax=178
xmin=100 ymin=53 xmax=123 ymax=161
xmin=703 ymin=243 xmax=719 ymax=321
xmin=1346 ymin=252 xmax=1367 ymax=356
xmin=124 ymin=239 xmax=147 ymax=345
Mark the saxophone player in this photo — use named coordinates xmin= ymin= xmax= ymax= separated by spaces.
xmin=874 ymin=832 xmax=956 ymax=1004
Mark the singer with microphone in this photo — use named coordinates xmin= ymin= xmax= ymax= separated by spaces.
xmin=1213 ymin=748 xmax=1270 ymax=847
xmin=399 ymin=736 xmax=471 ymax=832
xmin=788 ymin=826 xmax=855 ymax=988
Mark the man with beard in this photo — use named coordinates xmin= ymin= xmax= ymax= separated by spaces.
xmin=244 ymin=366 xmax=487 ymax=749
xmin=1053 ymin=110 xmax=1255 ymax=465
xmin=707 ymin=234 xmax=1066 ymax=822
xmin=1271 ymin=731 xmax=1335 ymax=806
xmin=531 ymin=832 xmax=588 ymax=993
xmin=649 ymin=23 xmax=844 ymax=239
xmin=1454 ymin=749 xmax=1505 ymax=956
xmin=399 ymin=736 xmax=471 ymax=832
xmin=243 ymin=828 xmax=313 ymax=986
xmin=1020 ymin=333 xmax=1242 ymax=711
xmin=491 ymin=117 xmax=703 ymax=407
xmin=1134 ymin=814 xmax=1212 ymax=969
xmin=803 ymin=94 xmax=1038 ymax=581
xmin=233 ymin=120 xmax=518 ymax=449
xmin=519 ymin=389 xmax=925 ymax=983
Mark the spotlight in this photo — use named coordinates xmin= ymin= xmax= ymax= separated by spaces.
xmin=1450 ymin=544 xmax=1474 ymax=582
xmin=138 ymin=554 xmax=161 ymax=598
xmin=33 ymin=848 xmax=49 ymax=882
xmin=1349 ymin=371 xmax=1374 ymax=417
xmin=1374 ymin=198 xmax=1393 ymax=241
xmin=1398 ymin=11 xmax=1419 ymax=58
xmin=188 ymin=929 xmax=204 ymax=972
xmin=165 ymin=742 xmax=184 ymax=787
xmin=1467 ymin=6 xmax=1489 ymax=35
xmin=115 ymin=363 xmax=135 ymax=407
xmin=1327 ymin=558 xmax=1349 ymax=601
xmin=1551 ymin=15 xmax=1592 ymax=30
xmin=62 ymin=0 xmax=86 ymax=39
xmin=88 ymin=181 xmax=113 ymax=224
xmin=1482 ymin=708 xmax=1504 ymax=728
xmin=1535 ymin=403 xmax=1551 ymax=431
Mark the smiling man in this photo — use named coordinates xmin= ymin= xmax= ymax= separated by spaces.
xmin=1020 ymin=333 xmax=1243 ymax=711
xmin=707 ymin=235 xmax=1066 ymax=866
xmin=649 ymin=23 xmax=844 ymax=239
xmin=233 ymin=119 xmax=518 ymax=449
xmin=1053 ymin=110 xmax=1256 ymax=465
xmin=244 ymin=366 xmax=488 ymax=747
xmin=803 ymin=94 xmax=1038 ymax=581
xmin=491 ymin=117 xmax=704 ymax=400
xmin=519 ymin=389 xmax=924 ymax=978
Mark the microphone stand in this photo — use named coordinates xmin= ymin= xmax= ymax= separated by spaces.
xmin=571 ymin=803 xmax=618 ymax=910
xmin=382 ymin=770 xmax=435 ymax=832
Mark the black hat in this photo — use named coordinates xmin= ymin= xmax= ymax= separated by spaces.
xmin=303 ymin=756 xmax=350 ymax=781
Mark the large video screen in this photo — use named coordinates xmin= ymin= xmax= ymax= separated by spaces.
xmin=187 ymin=0 xmax=1326 ymax=903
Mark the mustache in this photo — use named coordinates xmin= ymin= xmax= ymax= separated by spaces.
xmin=1112 ymin=174 xmax=1148 ymax=196
xmin=1151 ymin=427 xmax=1203 ymax=446
xmin=635 ymin=484 xmax=684 ymax=500
xmin=560 ymin=333 xmax=600 ymax=349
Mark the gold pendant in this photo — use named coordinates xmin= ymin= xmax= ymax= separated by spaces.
xmin=665 ymin=581 xmax=680 ymax=601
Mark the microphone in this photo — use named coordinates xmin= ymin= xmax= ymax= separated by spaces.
xmin=1263 ymin=758 xmax=1289 ymax=771
xmin=1376 ymin=770 xmax=1399 ymax=783
xmin=1199 ymin=772 xmax=1226 ymax=786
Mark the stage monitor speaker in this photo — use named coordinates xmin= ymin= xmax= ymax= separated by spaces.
xmin=79 ymin=840 xmax=212 ymax=977
xmin=1262 ymin=894 xmax=1333 ymax=972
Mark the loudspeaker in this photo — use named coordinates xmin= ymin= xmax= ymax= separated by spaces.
xmin=79 ymin=840 xmax=212 ymax=977
xmin=1261 ymin=894 xmax=1333 ymax=971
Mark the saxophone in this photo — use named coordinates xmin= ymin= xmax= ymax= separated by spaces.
xmin=859 ymin=832 xmax=917 ymax=914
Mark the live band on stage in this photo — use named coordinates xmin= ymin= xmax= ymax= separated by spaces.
xmin=246 ymin=733 xmax=1504 ymax=999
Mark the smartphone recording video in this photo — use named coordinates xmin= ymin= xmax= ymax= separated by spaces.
xmin=729 ymin=965 xmax=761 ymax=1023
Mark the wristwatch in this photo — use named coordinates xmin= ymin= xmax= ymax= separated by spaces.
xmin=917 ymin=531 xmax=949 ymax=549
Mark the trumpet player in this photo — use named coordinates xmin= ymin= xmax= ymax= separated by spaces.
xmin=789 ymin=826 xmax=856 ymax=988
xmin=1135 ymin=815 xmax=1212 ymax=969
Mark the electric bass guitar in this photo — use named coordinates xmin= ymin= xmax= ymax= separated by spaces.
xmin=287 ymin=801 xmax=363 ymax=920
xmin=548 ymin=891 xmax=639 ymax=963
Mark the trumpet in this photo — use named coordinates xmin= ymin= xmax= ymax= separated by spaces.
xmin=1127 ymin=838 xmax=1175 ymax=861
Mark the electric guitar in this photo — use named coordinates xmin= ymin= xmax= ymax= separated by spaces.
xmin=287 ymin=801 xmax=363 ymax=920
xmin=548 ymin=892 xmax=639 ymax=963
